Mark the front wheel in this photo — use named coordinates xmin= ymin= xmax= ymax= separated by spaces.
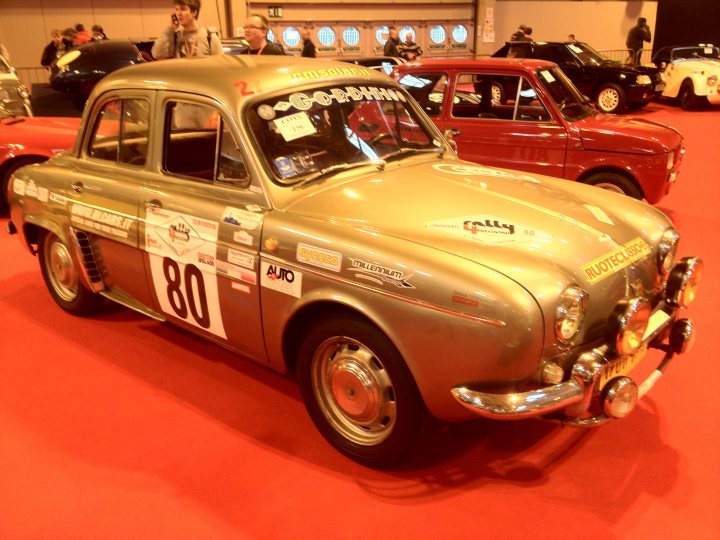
xmin=596 ymin=84 xmax=626 ymax=113
xmin=679 ymin=80 xmax=706 ymax=110
xmin=584 ymin=172 xmax=643 ymax=199
xmin=297 ymin=314 xmax=424 ymax=468
xmin=38 ymin=230 xmax=104 ymax=315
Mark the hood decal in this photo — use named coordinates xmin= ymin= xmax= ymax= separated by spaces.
xmin=581 ymin=237 xmax=651 ymax=283
xmin=426 ymin=214 xmax=553 ymax=245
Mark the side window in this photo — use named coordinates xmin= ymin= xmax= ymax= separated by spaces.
xmin=88 ymin=98 xmax=149 ymax=166
xmin=514 ymin=77 xmax=551 ymax=122
xmin=163 ymin=100 xmax=249 ymax=186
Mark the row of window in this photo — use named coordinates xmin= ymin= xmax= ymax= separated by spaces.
xmin=265 ymin=24 xmax=469 ymax=48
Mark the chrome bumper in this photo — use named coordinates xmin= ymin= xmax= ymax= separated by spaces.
xmin=451 ymin=315 xmax=694 ymax=426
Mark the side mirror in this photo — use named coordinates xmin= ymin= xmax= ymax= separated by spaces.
xmin=443 ymin=128 xmax=460 ymax=154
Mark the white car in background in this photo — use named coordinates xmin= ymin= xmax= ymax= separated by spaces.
xmin=653 ymin=44 xmax=720 ymax=110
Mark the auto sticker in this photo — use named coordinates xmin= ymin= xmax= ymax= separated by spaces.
xmin=261 ymin=261 xmax=302 ymax=298
xmin=432 ymin=163 xmax=540 ymax=182
xmin=222 ymin=206 xmax=263 ymax=230
xmin=297 ymin=243 xmax=343 ymax=272
xmin=274 ymin=111 xmax=317 ymax=142
xmin=70 ymin=203 xmax=133 ymax=239
xmin=425 ymin=215 xmax=553 ymax=245
xmin=350 ymin=258 xmax=415 ymax=288
xmin=145 ymin=207 xmax=227 ymax=339
xmin=581 ymin=236 xmax=652 ymax=284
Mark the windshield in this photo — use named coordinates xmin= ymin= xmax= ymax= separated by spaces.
xmin=567 ymin=42 xmax=613 ymax=66
xmin=246 ymin=83 xmax=441 ymax=185
xmin=537 ymin=66 xmax=595 ymax=121
xmin=671 ymin=46 xmax=720 ymax=61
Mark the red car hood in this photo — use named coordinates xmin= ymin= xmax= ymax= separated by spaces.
xmin=576 ymin=113 xmax=682 ymax=155
xmin=1 ymin=116 xmax=81 ymax=149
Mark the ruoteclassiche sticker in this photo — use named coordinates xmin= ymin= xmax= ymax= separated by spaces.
xmin=70 ymin=203 xmax=134 ymax=239
xmin=581 ymin=237 xmax=652 ymax=283
xmin=261 ymin=261 xmax=302 ymax=298
xmin=432 ymin=163 xmax=539 ymax=182
xmin=297 ymin=243 xmax=342 ymax=272
xmin=350 ymin=258 xmax=414 ymax=288
xmin=425 ymin=215 xmax=552 ymax=245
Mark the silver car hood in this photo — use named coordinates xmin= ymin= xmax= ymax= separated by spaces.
xmin=284 ymin=158 xmax=669 ymax=291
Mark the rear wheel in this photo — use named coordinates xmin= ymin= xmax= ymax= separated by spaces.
xmin=38 ymin=230 xmax=104 ymax=315
xmin=297 ymin=314 xmax=424 ymax=468
xmin=596 ymin=84 xmax=626 ymax=113
xmin=584 ymin=172 xmax=643 ymax=199
xmin=678 ymin=80 xmax=705 ymax=110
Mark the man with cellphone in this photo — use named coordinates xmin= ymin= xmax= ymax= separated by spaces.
xmin=152 ymin=0 xmax=223 ymax=59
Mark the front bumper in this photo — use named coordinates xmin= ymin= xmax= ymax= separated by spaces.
xmin=452 ymin=297 xmax=697 ymax=426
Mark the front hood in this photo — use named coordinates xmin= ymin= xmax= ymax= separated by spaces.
xmin=0 ymin=116 xmax=81 ymax=152
xmin=576 ymin=114 xmax=682 ymax=154
xmin=285 ymin=158 xmax=670 ymax=291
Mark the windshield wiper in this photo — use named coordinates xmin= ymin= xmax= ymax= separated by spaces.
xmin=293 ymin=159 xmax=386 ymax=188
xmin=381 ymin=147 xmax=444 ymax=163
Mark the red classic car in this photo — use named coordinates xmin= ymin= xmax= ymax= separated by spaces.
xmin=1 ymin=115 xmax=81 ymax=211
xmin=394 ymin=58 xmax=684 ymax=204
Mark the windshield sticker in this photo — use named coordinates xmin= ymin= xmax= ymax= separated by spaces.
xmin=581 ymin=237 xmax=651 ymax=284
xmin=274 ymin=111 xmax=317 ymax=142
xmin=585 ymin=204 xmax=614 ymax=225
xmin=540 ymin=70 xmax=556 ymax=83
xmin=272 ymin=86 xmax=406 ymax=114
xmin=297 ymin=243 xmax=343 ymax=272
xmin=70 ymin=203 xmax=134 ymax=239
xmin=261 ymin=261 xmax=302 ymax=298
xmin=222 ymin=206 xmax=263 ymax=230
xmin=274 ymin=151 xmax=318 ymax=178
xmin=290 ymin=66 xmax=371 ymax=80
xmin=432 ymin=163 xmax=540 ymax=182
xmin=568 ymin=44 xmax=583 ymax=54
xmin=257 ymin=104 xmax=276 ymax=120
xmin=350 ymin=259 xmax=415 ymax=288
xmin=426 ymin=215 xmax=553 ymax=245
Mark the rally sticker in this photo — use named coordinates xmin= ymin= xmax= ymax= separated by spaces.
xmin=222 ymin=206 xmax=263 ymax=230
xmin=70 ymin=203 xmax=134 ymax=239
xmin=432 ymin=163 xmax=539 ymax=182
xmin=581 ymin=237 xmax=652 ymax=284
xmin=261 ymin=261 xmax=302 ymax=298
xmin=297 ymin=243 xmax=342 ymax=272
xmin=426 ymin=215 xmax=552 ymax=245
xmin=233 ymin=230 xmax=253 ymax=246
xmin=350 ymin=258 xmax=414 ymax=288
xmin=228 ymin=248 xmax=255 ymax=269
xmin=272 ymin=86 xmax=407 ymax=114
xmin=12 ymin=179 xmax=26 ymax=196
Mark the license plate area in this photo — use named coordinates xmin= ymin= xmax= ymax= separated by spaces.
xmin=598 ymin=343 xmax=649 ymax=390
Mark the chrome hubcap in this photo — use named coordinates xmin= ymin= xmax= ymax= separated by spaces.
xmin=46 ymin=237 xmax=79 ymax=302
xmin=598 ymin=89 xmax=619 ymax=112
xmin=313 ymin=337 xmax=396 ymax=445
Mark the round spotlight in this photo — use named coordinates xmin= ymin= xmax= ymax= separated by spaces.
xmin=603 ymin=377 xmax=638 ymax=418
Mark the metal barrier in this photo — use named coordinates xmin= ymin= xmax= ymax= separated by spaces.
xmin=597 ymin=48 xmax=654 ymax=65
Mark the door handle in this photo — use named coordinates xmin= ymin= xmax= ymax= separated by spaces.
xmin=144 ymin=199 xmax=162 ymax=209
xmin=70 ymin=182 xmax=84 ymax=193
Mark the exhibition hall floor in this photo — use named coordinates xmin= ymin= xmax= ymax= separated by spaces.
xmin=1 ymin=102 xmax=718 ymax=539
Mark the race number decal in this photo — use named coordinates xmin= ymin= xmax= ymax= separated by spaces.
xmin=145 ymin=208 xmax=227 ymax=338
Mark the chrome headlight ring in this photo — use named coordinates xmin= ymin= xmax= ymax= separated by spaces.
xmin=665 ymin=256 xmax=703 ymax=308
xmin=555 ymin=286 xmax=588 ymax=343
xmin=657 ymin=228 xmax=679 ymax=276
xmin=607 ymin=297 xmax=651 ymax=356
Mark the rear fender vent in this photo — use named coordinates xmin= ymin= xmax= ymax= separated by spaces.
xmin=72 ymin=230 xmax=107 ymax=291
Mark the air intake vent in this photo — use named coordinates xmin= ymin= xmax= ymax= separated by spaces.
xmin=74 ymin=230 xmax=106 ymax=286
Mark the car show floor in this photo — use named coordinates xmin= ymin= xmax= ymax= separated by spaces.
xmin=1 ymin=102 xmax=718 ymax=539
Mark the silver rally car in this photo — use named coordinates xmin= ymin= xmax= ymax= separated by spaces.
xmin=7 ymin=56 xmax=703 ymax=467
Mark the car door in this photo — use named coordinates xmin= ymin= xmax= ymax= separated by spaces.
xmin=439 ymin=70 xmax=569 ymax=178
xmin=140 ymin=92 xmax=269 ymax=362
xmin=70 ymin=93 xmax=153 ymax=305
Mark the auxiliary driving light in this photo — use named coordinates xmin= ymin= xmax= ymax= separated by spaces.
xmin=669 ymin=318 xmax=695 ymax=354
xmin=603 ymin=376 xmax=638 ymax=418
xmin=666 ymin=257 xmax=703 ymax=308
xmin=607 ymin=297 xmax=650 ymax=356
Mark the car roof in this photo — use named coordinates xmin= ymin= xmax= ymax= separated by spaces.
xmin=396 ymin=56 xmax=556 ymax=71
xmin=90 ymin=56 xmax=393 ymax=105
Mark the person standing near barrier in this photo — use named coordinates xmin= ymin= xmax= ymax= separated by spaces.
xmin=626 ymin=17 xmax=651 ymax=65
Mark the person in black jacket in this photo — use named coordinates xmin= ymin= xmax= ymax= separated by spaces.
xmin=301 ymin=28 xmax=316 ymax=58
xmin=626 ymin=17 xmax=651 ymax=65
xmin=383 ymin=26 xmax=401 ymax=57
xmin=240 ymin=14 xmax=286 ymax=55
xmin=40 ymin=29 xmax=72 ymax=68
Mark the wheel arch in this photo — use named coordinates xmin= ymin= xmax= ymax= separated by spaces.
xmin=1 ymin=154 xmax=49 ymax=207
xmin=577 ymin=165 xmax=643 ymax=198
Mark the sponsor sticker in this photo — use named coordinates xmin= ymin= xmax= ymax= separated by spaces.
xmin=581 ymin=237 xmax=652 ymax=283
xmin=290 ymin=67 xmax=371 ymax=80
xmin=233 ymin=230 xmax=253 ymax=246
xmin=274 ymin=112 xmax=317 ymax=142
xmin=222 ymin=206 xmax=263 ymax=230
xmin=426 ymin=215 xmax=552 ymax=245
xmin=432 ymin=163 xmax=539 ymax=182
xmin=70 ymin=203 xmax=134 ymax=239
xmin=261 ymin=261 xmax=302 ymax=298
xmin=228 ymin=248 xmax=255 ymax=269
xmin=350 ymin=258 xmax=414 ymax=288
xmin=297 ymin=243 xmax=342 ymax=272
xmin=12 ymin=179 xmax=26 ymax=196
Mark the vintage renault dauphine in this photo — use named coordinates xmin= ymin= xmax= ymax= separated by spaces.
xmin=7 ymin=56 xmax=703 ymax=467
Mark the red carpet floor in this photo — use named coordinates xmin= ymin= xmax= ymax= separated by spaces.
xmin=1 ymin=101 xmax=719 ymax=539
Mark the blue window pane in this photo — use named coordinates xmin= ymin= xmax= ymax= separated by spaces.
xmin=267 ymin=29 xmax=275 ymax=42
xmin=343 ymin=27 xmax=360 ymax=46
xmin=376 ymin=26 xmax=388 ymax=45
xmin=318 ymin=26 xmax=336 ymax=47
xmin=283 ymin=26 xmax=300 ymax=47
xmin=452 ymin=25 xmax=468 ymax=44
xmin=430 ymin=25 xmax=446 ymax=45
xmin=400 ymin=26 xmax=415 ymax=42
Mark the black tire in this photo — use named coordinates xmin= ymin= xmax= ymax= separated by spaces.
xmin=38 ymin=230 xmax=104 ymax=316
xmin=678 ymin=80 xmax=705 ymax=110
xmin=595 ymin=83 xmax=627 ymax=113
xmin=584 ymin=172 xmax=643 ymax=199
xmin=2 ymin=157 xmax=47 ymax=212
xmin=297 ymin=313 xmax=424 ymax=468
